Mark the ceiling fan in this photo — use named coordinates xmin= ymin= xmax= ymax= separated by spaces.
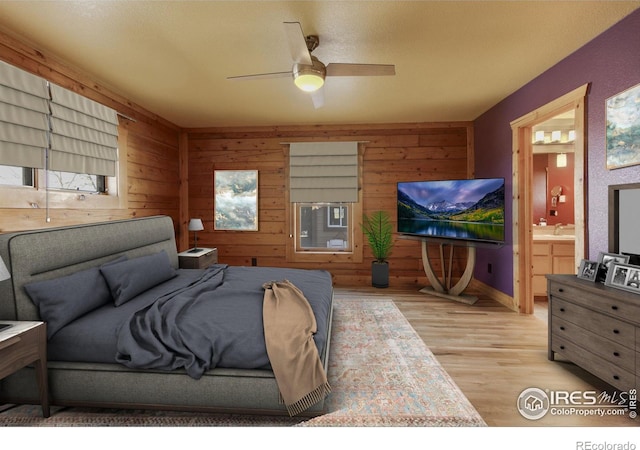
xmin=227 ymin=22 xmax=396 ymax=108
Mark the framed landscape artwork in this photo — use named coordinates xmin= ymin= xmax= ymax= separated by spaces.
xmin=606 ymin=82 xmax=640 ymax=169
xmin=214 ymin=170 xmax=258 ymax=231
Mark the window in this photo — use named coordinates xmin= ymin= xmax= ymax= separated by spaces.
xmin=0 ymin=60 xmax=122 ymax=212
xmin=297 ymin=203 xmax=352 ymax=251
xmin=286 ymin=142 xmax=363 ymax=263
xmin=1 ymin=165 xmax=105 ymax=193
xmin=0 ymin=165 xmax=33 ymax=187
xmin=327 ymin=205 xmax=348 ymax=228
xmin=45 ymin=171 xmax=106 ymax=193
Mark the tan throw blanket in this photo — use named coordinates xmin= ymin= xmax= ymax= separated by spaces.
xmin=262 ymin=280 xmax=331 ymax=416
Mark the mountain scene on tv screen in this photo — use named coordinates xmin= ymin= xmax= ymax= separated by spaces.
xmin=398 ymin=181 xmax=505 ymax=225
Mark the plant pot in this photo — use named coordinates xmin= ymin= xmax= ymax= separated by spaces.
xmin=371 ymin=260 xmax=389 ymax=288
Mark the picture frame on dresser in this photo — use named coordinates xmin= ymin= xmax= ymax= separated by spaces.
xmin=577 ymin=259 xmax=599 ymax=281
xmin=604 ymin=262 xmax=640 ymax=294
xmin=596 ymin=251 xmax=630 ymax=282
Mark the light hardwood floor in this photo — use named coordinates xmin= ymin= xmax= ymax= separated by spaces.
xmin=334 ymin=285 xmax=637 ymax=427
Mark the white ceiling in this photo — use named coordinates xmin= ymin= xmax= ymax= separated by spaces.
xmin=0 ymin=1 xmax=638 ymax=128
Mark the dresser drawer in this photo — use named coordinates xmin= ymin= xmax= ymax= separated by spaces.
xmin=551 ymin=316 xmax=635 ymax=372
xmin=551 ymin=298 xmax=636 ymax=349
xmin=552 ymin=334 xmax=636 ymax=392
xmin=549 ymin=281 xmax=640 ymax=328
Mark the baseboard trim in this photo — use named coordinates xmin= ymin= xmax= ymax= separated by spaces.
xmin=468 ymin=279 xmax=518 ymax=312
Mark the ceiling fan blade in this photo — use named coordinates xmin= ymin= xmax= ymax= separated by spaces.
xmin=283 ymin=22 xmax=313 ymax=65
xmin=227 ymin=71 xmax=291 ymax=81
xmin=311 ymin=89 xmax=325 ymax=109
xmin=326 ymin=63 xmax=396 ymax=77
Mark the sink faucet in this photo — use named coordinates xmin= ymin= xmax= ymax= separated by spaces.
xmin=554 ymin=223 xmax=563 ymax=235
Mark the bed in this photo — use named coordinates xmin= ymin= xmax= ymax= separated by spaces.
xmin=0 ymin=215 xmax=334 ymax=416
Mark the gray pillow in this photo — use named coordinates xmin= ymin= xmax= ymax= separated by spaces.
xmin=24 ymin=256 xmax=126 ymax=339
xmin=101 ymin=250 xmax=177 ymax=306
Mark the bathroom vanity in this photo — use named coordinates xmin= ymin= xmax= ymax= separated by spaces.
xmin=532 ymin=226 xmax=576 ymax=297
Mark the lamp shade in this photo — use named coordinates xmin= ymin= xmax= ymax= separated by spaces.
xmin=0 ymin=255 xmax=10 ymax=282
xmin=188 ymin=218 xmax=204 ymax=231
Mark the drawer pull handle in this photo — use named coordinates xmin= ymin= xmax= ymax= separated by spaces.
xmin=558 ymin=288 xmax=564 ymax=293
xmin=560 ymin=308 xmax=565 ymax=312
xmin=560 ymin=345 xmax=565 ymax=350
xmin=613 ymin=375 xmax=620 ymax=381
xmin=559 ymin=326 xmax=565 ymax=331
xmin=613 ymin=352 xmax=620 ymax=357
xmin=611 ymin=305 xmax=619 ymax=311
xmin=613 ymin=329 xmax=620 ymax=334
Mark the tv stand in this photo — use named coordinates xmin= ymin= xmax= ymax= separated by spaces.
xmin=419 ymin=240 xmax=478 ymax=305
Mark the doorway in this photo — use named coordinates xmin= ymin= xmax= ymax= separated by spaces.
xmin=510 ymin=84 xmax=588 ymax=314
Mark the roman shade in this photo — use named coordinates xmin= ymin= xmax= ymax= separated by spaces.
xmin=49 ymin=84 xmax=119 ymax=177
xmin=0 ymin=60 xmax=119 ymax=177
xmin=0 ymin=60 xmax=49 ymax=169
xmin=289 ymin=141 xmax=358 ymax=203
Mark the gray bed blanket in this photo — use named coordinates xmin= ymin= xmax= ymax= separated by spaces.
xmin=115 ymin=264 xmax=332 ymax=379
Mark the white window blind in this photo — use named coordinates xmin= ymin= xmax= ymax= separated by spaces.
xmin=0 ymin=60 xmax=49 ymax=169
xmin=289 ymin=141 xmax=359 ymax=203
xmin=49 ymin=84 xmax=119 ymax=177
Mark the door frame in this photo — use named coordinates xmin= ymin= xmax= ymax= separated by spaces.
xmin=510 ymin=84 xmax=588 ymax=314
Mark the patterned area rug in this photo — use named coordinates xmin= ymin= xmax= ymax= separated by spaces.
xmin=0 ymin=297 xmax=485 ymax=427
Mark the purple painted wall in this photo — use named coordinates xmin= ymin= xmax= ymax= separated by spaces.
xmin=473 ymin=9 xmax=640 ymax=297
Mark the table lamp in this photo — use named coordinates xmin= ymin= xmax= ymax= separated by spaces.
xmin=188 ymin=218 xmax=204 ymax=253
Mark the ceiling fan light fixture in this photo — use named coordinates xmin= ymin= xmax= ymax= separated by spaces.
xmin=293 ymin=58 xmax=326 ymax=92
xmin=294 ymin=73 xmax=324 ymax=92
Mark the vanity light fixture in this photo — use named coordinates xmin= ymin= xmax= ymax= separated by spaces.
xmin=551 ymin=130 xmax=562 ymax=143
xmin=534 ymin=130 xmax=545 ymax=143
xmin=556 ymin=153 xmax=567 ymax=168
xmin=568 ymin=130 xmax=576 ymax=142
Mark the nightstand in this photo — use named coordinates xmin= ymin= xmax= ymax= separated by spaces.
xmin=178 ymin=247 xmax=218 ymax=269
xmin=0 ymin=321 xmax=50 ymax=417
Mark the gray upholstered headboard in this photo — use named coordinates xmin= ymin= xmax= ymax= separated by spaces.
xmin=0 ymin=215 xmax=178 ymax=321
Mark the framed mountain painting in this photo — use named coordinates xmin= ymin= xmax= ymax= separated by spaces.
xmin=606 ymin=83 xmax=640 ymax=169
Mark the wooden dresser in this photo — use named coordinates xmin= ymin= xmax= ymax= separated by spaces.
xmin=547 ymin=274 xmax=640 ymax=392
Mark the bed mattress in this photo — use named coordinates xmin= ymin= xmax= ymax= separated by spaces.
xmin=47 ymin=265 xmax=333 ymax=373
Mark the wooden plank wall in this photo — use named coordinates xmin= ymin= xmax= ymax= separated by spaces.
xmin=0 ymin=30 xmax=473 ymax=288
xmin=0 ymin=30 xmax=181 ymax=234
xmin=187 ymin=123 xmax=473 ymax=287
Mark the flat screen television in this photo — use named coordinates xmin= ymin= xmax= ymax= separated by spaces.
xmin=397 ymin=177 xmax=506 ymax=245
xmin=608 ymin=182 xmax=640 ymax=265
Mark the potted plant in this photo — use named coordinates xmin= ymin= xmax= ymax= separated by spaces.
xmin=361 ymin=210 xmax=394 ymax=288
